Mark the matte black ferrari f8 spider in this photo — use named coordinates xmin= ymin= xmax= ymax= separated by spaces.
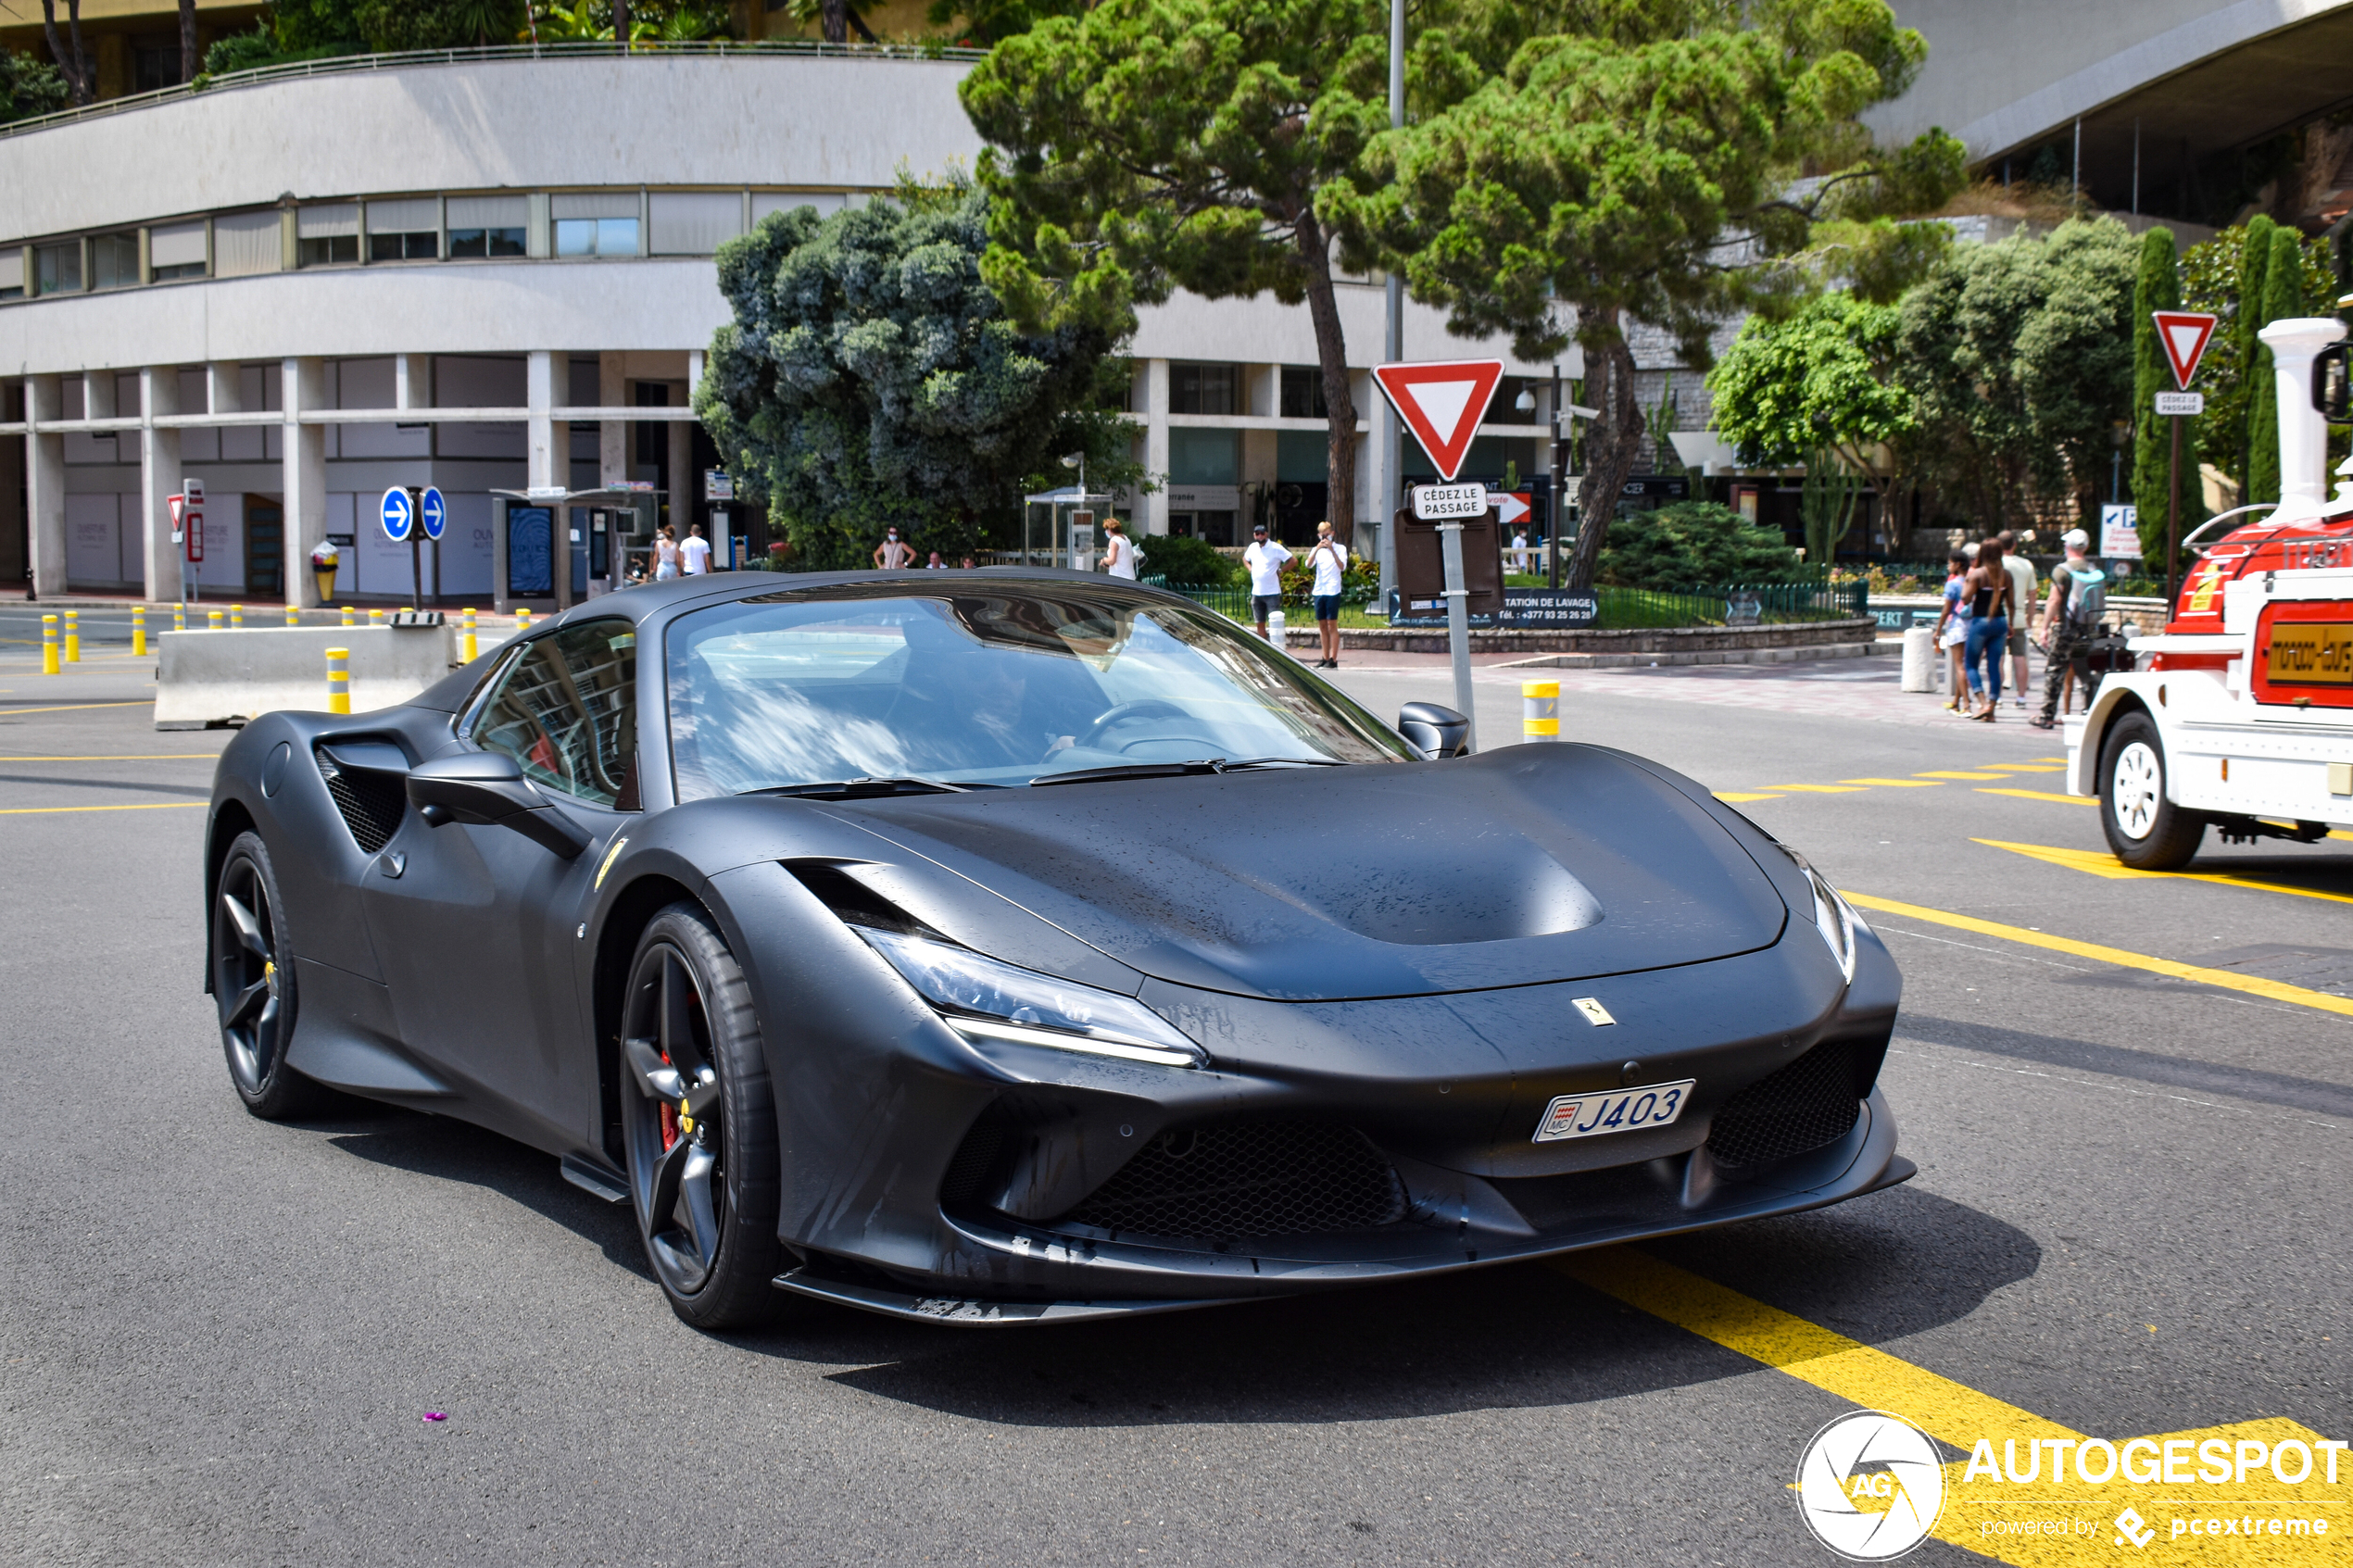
xmin=204 ymin=571 xmax=1908 ymax=1329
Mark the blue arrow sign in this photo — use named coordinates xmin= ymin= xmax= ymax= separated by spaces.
xmin=381 ymin=486 xmax=413 ymax=543
xmin=419 ymin=486 xmax=447 ymax=542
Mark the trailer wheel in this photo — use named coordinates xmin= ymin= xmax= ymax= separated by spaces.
xmin=2099 ymin=711 xmax=2205 ymax=870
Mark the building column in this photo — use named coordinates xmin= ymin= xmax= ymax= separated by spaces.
xmin=27 ymin=376 xmax=64 ymax=599
xmin=394 ymin=354 xmax=427 ymax=413
xmin=208 ymin=361 xmax=243 ymax=417
xmin=667 ymin=405 xmax=692 ymax=548
xmin=598 ymin=352 xmax=626 ymax=489
xmin=528 ymin=349 xmax=568 ymax=609
xmin=282 ymin=358 xmax=327 ymax=607
xmin=1143 ymin=358 xmax=1170 ymax=536
xmin=139 ymin=366 xmax=182 ymax=604
xmin=0 ymin=383 xmax=24 ymax=588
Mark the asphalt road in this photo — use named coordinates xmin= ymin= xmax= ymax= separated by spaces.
xmin=2 ymin=636 xmax=2346 ymax=1567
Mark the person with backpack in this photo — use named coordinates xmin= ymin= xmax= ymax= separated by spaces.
xmin=2030 ymin=529 xmax=2106 ymax=731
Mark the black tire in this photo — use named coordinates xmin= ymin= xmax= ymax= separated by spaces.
xmin=617 ymin=903 xmax=795 ymax=1331
xmin=212 ymin=831 xmax=330 ymax=1119
xmin=2099 ymin=710 xmax=2205 ymax=870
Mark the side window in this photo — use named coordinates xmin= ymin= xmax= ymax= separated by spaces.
xmin=472 ymin=621 xmax=639 ymax=808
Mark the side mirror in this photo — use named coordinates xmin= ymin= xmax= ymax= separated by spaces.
xmin=1397 ymin=701 xmax=1472 ymax=760
xmin=2314 ymin=344 xmax=2351 ymax=423
xmin=407 ymin=753 xmax=589 ymax=859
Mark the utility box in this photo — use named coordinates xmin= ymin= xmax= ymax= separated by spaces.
xmin=1395 ymin=509 xmax=1506 ymax=618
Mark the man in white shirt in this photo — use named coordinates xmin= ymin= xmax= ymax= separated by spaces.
xmin=1996 ymin=528 xmax=2038 ymax=709
xmin=1243 ymin=523 xmax=1292 ymax=639
xmin=679 ymin=522 xmax=712 ymax=575
xmin=1510 ymin=529 xmax=1530 ymax=573
xmin=1305 ymin=521 xmax=1349 ymax=667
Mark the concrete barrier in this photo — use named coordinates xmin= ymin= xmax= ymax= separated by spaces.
xmin=155 ymin=624 xmax=456 ymax=729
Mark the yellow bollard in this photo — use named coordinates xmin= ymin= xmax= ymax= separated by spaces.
xmin=231 ymin=603 xmax=245 ymax=629
xmin=208 ymin=608 xmax=223 ymax=631
xmin=325 ymin=646 xmax=351 ymax=715
xmin=41 ymin=614 xmax=58 ymax=675
xmin=173 ymin=602 xmax=186 ymax=633
xmin=284 ymin=603 xmax=300 ymax=627
xmin=461 ymin=607 xmax=478 ymax=662
xmin=132 ymin=605 xmax=146 ymax=657
xmin=368 ymin=608 xmax=385 ymax=626
xmin=1521 ymin=680 xmax=1560 ymax=742
xmin=341 ymin=605 xmax=356 ymax=627
xmin=62 ymin=608 xmax=78 ymax=663
xmin=517 ymin=608 xmax=533 ymax=633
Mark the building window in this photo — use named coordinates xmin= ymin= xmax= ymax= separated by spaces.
xmin=0 ymin=248 xmax=21 ymax=300
xmin=132 ymin=45 xmax=182 ymax=93
xmin=447 ymin=194 xmax=527 ymax=258
xmin=150 ymin=220 xmax=208 ymax=281
xmin=556 ymin=217 xmax=640 ymax=257
xmin=34 ymin=242 xmax=82 ymax=295
xmin=1170 ymin=362 xmax=1239 ymax=416
xmin=1168 ymin=428 xmax=1239 ymax=485
xmin=212 ymin=210 xmax=283 ymax=278
xmin=297 ymin=204 xmax=359 ymax=267
xmin=370 ymin=230 xmax=439 ymax=261
xmin=91 ymin=232 xmax=140 ymax=290
xmin=449 ymin=225 xmax=525 ymax=257
xmin=649 ymin=191 xmax=741 ymax=256
xmin=366 ymin=197 xmax=439 ymax=261
xmin=1279 ymin=367 xmax=1328 ymax=420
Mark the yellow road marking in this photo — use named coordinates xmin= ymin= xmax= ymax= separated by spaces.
xmin=1978 ymin=787 xmax=2095 ymax=805
xmin=2028 ymin=756 xmax=2068 ymax=763
xmin=0 ymin=801 xmax=207 ymax=816
xmin=1556 ymin=1250 xmax=2343 ymax=1566
xmin=1918 ymin=770 xmax=2009 ymax=780
xmin=0 ymin=700 xmax=152 ymax=716
xmin=1842 ymin=777 xmax=1945 ymax=787
xmin=1767 ymin=784 xmax=1868 ymax=793
xmin=1715 ymin=791 xmax=1784 ymax=803
xmin=1978 ymin=763 xmax=2065 ymax=773
xmin=1974 ymin=838 xmax=2353 ymax=909
xmin=1846 ymin=890 xmax=2353 ymax=1018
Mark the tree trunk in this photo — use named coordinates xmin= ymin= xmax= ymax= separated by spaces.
xmin=42 ymin=0 xmax=93 ymax=105
xmin=179 ymin=0 xmax=197 ymax=82
xmin=1565 ymin=317 xmax=1643 ymax=592
xmin=1294 ymin=217 xmax=1359 ymax=547
xmin=820 ymin=0 xmax=848 ymax=43
xmin=613 ymin=0 xmax=631 ymax=47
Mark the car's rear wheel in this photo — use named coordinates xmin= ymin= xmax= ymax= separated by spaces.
xmin=618 ymin=903 xmax=795 ymax=1331
xmin=213 ymin=831 xmax=329 ymax=1119
xmin=2099 ymin=711 xmax=2205 ymax=870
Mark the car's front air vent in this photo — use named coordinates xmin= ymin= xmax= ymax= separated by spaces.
xmin=784 ymin=860 xmax=923 ymax=933
xmin=315 ymin=751 xmax=406 ymax=854
xmin=1058 ymin=1121 xmax=1407 ymax=1243
xmin=1705 ymin=1040 xmax=1865 ymax=1171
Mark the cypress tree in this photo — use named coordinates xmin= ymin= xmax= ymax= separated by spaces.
xmin=2130 ymin=227 xmax=2192 ymax=564
xmin=2249 ymin=225 xmax=2307 ymax=505
xmin=2239 ymin=215 xmax=2277 ymax=502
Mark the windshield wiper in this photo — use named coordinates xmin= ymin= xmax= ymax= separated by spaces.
xmin=744 ymin=776 xmax=984 ymax=801
xmin=1027 ymin=757 xmax=1346 ymax=787
xmin=1217 ymin=757 xmax=1350 ymax=770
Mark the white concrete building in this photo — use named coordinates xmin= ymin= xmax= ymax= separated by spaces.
xmin=0 ymin=47 xmax=1559 ymax=608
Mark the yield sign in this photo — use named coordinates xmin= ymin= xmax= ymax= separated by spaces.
xmin=1373 ymin=358 xmax=1504 ymax=482
xmin=2152 ymin=311 xmax=2218 ymax=389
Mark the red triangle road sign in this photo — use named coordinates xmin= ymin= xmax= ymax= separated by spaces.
xmin=2152 ymin=311 xmax=2218 ymax=390
xmin=1373 ymin=359 xmax=1505 ymax=482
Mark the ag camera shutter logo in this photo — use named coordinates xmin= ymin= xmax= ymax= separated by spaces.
xmin=1794 ymin=1411 xmax=1946 ymax=1560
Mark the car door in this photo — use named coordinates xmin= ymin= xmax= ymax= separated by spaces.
xmin=362 ymin=620 xmax=639 ymax=1150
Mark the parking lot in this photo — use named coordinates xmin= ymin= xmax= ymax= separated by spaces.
xmin=2 ymin=630 xmax=2346 ymax=1565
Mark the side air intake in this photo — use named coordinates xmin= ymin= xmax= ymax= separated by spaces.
xmin=315 ymin=750 xmax=407 ymax=854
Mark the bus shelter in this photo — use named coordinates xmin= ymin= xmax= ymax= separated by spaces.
xmin=488 ymin=484 xmax=663 ymax=610
xmin=1021 ymin=486 xmax=1116 ymax=571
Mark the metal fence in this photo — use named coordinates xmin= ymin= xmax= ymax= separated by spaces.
xmin=1144 ymin=576 xmax=1868 ymax=630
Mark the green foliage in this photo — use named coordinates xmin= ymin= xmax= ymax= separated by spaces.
xmin=2181 ymin=220 xmax=2334 ymax=498
xmin=925 ymin=0 xmax=1088 ymax=46
xmin=695 ymin=188 xmax=1135 ymax=570
xmin=1799 ymin=449 xmax=1861 ymax=565
xmin=0 ymin=49 xmax=69 ymax=122
xmin=2247 ymin=223 xmax=2307 ymax=507
xmin=1596 ymin=501 xmax=1805 ymax=590
xmin=2130 ymin=226 xmax=2195 ymax=565
xmin=2237 ymin=215 xmax=2276 ymax=501
xmin=1707 ymin=294 xmax=1911 ymax=472
xmin=1133 ymin=531 xmax=1233 ymax=587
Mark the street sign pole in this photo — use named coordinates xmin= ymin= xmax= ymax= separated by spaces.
xmin=2149 ymin=310 xmax=2219 ymax=611
xmin=1438 ymin=521 xmax=1476 ymax=752
xmin=2166 ymin=414 xmax=2182 ymax=608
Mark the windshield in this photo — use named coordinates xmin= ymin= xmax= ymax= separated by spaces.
xmin=666 ymin=582 xmax=1412 ymax=798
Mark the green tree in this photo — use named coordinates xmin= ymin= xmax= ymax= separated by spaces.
xmin=2248 ymin=222 xmax=2308 ymax=506
xmin=2013 ymin=218 xmax=2138 ymax=521
xmin=2130 ymin=226 xmax=2196 ymax=565
xmin=0 ymin=50 xmax=69 ymax=122
xmin=1706 ymin=293 xmax=1911 ymax=525
xmin=2181 ymin=220 xmax=2334 ymax=504
xmin=1596 ymin=500 xmax=1803 ymax=589
xmin=1328 ymin=1 xmax=1962 ymax=588
xmin=694 ymin=187 xmax=1136 ymax=569
xmin=2236 ymin=215 xmax=2277 ymax=502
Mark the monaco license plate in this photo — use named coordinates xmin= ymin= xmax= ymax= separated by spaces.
xmin=2267 ymin=622 xmax=2353 ymax=685
xmin=1531 ymin=1080 xmax=1694 ymax=1144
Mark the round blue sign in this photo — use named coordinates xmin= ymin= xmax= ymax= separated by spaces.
xmin=380 ymin=486 xmax=413 ymax=544
xmin=419 ymin=486 xmax=447 ymax=542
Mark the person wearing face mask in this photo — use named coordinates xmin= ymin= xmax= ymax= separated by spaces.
xmin=873 ymin=527 xmax=913 ymax=570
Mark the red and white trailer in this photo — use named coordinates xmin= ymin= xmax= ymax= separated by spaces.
xmin=2068 ymin=315 xmax=2353 ymax=867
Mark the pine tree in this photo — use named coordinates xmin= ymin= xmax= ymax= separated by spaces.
xmin=2239 ymin=215 xmax=2277 ymax=503
xmin=2130 ymin=226 xmax=2194 ymax=564
xmin=2248 ymin=224 xmax=2309 ymax=506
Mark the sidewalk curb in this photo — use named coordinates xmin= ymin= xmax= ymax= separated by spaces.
xmin=1497 ymin=641 xmax=1891 ymax=671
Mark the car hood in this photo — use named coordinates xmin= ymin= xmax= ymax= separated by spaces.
xmin=828 ymin=746 xmax=1788 ymax=1002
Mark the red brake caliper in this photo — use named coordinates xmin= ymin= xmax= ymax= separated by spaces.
xmin=658 ymin=1051 xmax=678 ymax=1152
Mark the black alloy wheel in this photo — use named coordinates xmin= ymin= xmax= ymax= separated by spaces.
xmin=618 ymin=903 xmax=793 ymax=1330
xmin=213 ymin=831 xmax=326 ymax=1119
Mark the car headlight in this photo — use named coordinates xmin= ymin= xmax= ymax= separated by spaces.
xmin=1801 ymin=863 xmax=1862 ymax=985
xmin=857 ymin=926 xmax=1207 ymax=1069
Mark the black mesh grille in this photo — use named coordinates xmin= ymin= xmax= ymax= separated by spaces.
xmin=1061 ymin=1121 xmax=1406 ymax=1242
xmin=939 ymin=1114 xmax=1010 ymax=1212
xmin=1705 ymin=1041 xmax=1864 ymax=1171
xmin=318 ymin=758 xmax=405 ymax=854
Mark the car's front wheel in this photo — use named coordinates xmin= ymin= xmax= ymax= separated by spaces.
xmin=2099 ymin=710 xmax=2205 ymax=870
xmin=618 ymin=903 xmax=795 ymax=1331
xmin=213 ymin=831 xmax=329 ymax=1119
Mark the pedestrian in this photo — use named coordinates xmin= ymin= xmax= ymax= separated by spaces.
xmin=1244 ymin=522 xmax=1292 ymax=639
xmin=873 ymin=526 xmax=913 ymax=570
xmin=653 ymin=523 xmax=680 ymax=581
xmin=1960 ymin=538 xmax=2012 ymax=721
xmin=1932 ymin=548 xmax=1970 ymax=709
xmin=680 ymin=521 xmax=713 ymax=575
xmin=2030 ymin=529 xmax=2106 ymax=731
xmin=958 ymin=555 xmax=975 ymax=570
xmin=925 ymin=550 xmax=946 ymax=570
xmin=1101 ymin=518 xmax=1138 ymax=580
xmin=1305 ymin=521 xmax=1347 ymax=667
xmin=1996 ymin=529 xmax=2037 ymax=710
xmin=1510 ymin=527 xmax=1530 ymax=574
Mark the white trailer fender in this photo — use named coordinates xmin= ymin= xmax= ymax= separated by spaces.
xmin=2069 ymin=677 xmax=2159 ymax=798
